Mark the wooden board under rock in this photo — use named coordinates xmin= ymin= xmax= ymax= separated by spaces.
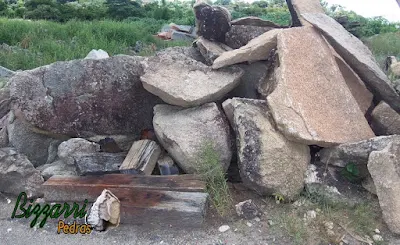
xmin=120 ymin=139 xmax=161 ymax=175
xmin=42 ymin=174 xmax=208 ymax=228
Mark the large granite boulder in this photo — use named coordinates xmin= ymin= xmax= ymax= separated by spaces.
xmin=267 ymin=27 xmax=374 ymax=147
xmin=0 ymin=147 xmax=44 ymax=197
xmin=286 ymin=0 xmax=325 ymax=27
xmin=141 ymin=48 xmax=243 ymax=107
xmin=223 ymin=98 xmax=310 ymax=200
xmin=370 ymin=101 xmax=400 ymax=135
xmin=225 ymin=25 xmax=276 ymax=49
xmin=213 ymin=29 xmax=281 ymax=69
xmin=9 ymin=55 xmax=163 ymax=138
xmin=193 ymin=2 xmax=231 ymax=43
xmin=153 ymin=103 xmax=232 ymax=174
xmin=302 ymin=13 xmax=400 ymax=113
xmin=368 ymin=141 xmax=400 ymax=234
xmin=7 ymin=112 xmax=62 ymax=167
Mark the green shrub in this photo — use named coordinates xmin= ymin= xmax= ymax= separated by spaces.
xmin=196 ymin=141 xmax=232 ymax=217
xmin=0 ymin=18 xmax=190 ymax=70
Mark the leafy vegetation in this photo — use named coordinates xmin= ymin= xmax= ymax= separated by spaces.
xmin=196 ymin=141 xmax=232 ymax=217
xmin=364 ymin=32 xmax=400 ymax=70
xmin=0 ymin=17 xmax=189 ymax=70
xmin=0 ymin=0 xmax=398 ymax=71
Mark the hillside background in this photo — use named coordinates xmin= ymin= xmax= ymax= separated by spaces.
xmin=0 ymin=0 xmax=399 ymax=71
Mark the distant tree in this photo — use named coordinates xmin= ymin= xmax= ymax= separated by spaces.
xmin=214 ymin=0 xmax=231 ymax=5
xmin=0 ymin=0 xmax=7 ymax=12
xmin=105 ymin=0 xmax=143 ymax=20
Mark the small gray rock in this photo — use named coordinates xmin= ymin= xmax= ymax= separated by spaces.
xmin=37 ymin=160 xmax=77 ymax=180
xmin=235 ymin=199 xmax=262 ymax=219
xmin=0 ymin=148 xmax=44 ymax=197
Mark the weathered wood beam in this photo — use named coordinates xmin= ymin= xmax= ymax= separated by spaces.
xmin=42 ymin=174 xmax=208 ymax=227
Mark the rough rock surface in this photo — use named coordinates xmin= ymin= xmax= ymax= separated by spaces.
xmin=141 ymin=49 xmax=243 ymax=107
xmin=319 ymin=135 xmax=400 ymax=168
xmin=235 ymin=199 xmax=262 ymax=219
xmin=0 ymin=66 xmax=15 ymax=78
xmin=368 ymin=141 xmax=400 ymax=234
xmin=371 ymin=101 xmax=400 ymax=136
xmin=286 ymin=0 xmax=324 ymax=26
xmin=0 ymin=112 xmax=9 ymax=148
xmin=0 ymin=147 xmax=44 ymax=197
xmin=302 ymin=13 xmax=400 ymax=113
xmin=85 ymin=49 xmax=110 ymax=60
xmin=193 ymin=2 xmax=231 ymax=43
xmin=0 ymin=84 xmax=11 ymax=121
xmin=305 ymin=163 xmax=370 ymax=207
xmin=224 ymin=98 xmax=310 ymax=200
xmin=7 ymin=114 xmax=61 ymax=167
xmin=37 ymin=160 xmax=77 ymax=180
xmin=213 ymin=29 xmax=281 ymax=69
xmin=157 ymin=47 xmax=207 ymax=64
xmin=267 ymin=27 xmax=374 ymax=147
xmin=87 ymin=135 xmax=135 ymax=152
xmin=227 ymin=61 xmax=269 ymax=99
xmin=195 ymin=37 xmax=232 ymax=65
xmin=333 ymin=54 xmax=373 ymax=114
xmin=9 ymin=55 xmax=163 ymax=137
xmin=225 ymin=25 xmax=276 ymax=49
xmin=153 ymin=103 xmax=232 ymax=174
xmin=74 ymin=152 xmax=126 ymax=175
xmin=231 ymin=17 xmax=283 ymax=28
xmin=58 ymin=138 xmax=100 ymax=165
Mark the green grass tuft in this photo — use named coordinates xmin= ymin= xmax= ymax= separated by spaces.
xmin=196 ymin=141 xmax=232 ymax=217
xmin=0 ymin=18 xmax=190 ymax=70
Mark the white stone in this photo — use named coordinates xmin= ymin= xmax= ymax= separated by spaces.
xmin=85 ymin=49 xmax=110 ymax=60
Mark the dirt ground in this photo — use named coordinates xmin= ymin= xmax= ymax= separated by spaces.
xmin=0 ymin=184 xmax=399 ymax=245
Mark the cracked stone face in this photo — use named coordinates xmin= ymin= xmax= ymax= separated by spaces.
xmin=267 ymin=27 xmax=374 ymax=147
xmin=152 ymin=103 xmax=232 ymax=174
xmin=9 ymin=56 xmax=163 ymax=137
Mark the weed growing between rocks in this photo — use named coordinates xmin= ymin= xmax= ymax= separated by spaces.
xmin=196 ymin=141 xmax=232 ymax=217
xmin=275 ymin=210 xmax=309 ymax=245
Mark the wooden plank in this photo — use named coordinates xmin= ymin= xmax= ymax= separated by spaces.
xmin=45 ymin=191 xmax=209 ymax=228
xmin=42 ymin=177 xmax=209 ymax=228
xmin=42 ymin=174 xmax=206 ymax=193
xmin=120 ymin=191 xmax=208 ymax=227
xmin=120 ymin=140 xmax=161 ymax=175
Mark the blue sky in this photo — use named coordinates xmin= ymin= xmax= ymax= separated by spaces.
xmin=324 ymin=0 xmax=400 ymax=22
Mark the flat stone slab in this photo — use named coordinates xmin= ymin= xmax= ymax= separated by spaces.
xmin=302 ymin=13 xmax=400 ymax=113
xmin=267 ymin=27 xmax=374 ymax=147
xmin=141 ymin=50 xmax=243 ymax=107
xmin=212 ymin=29 xmax=281 ymax=69
xmin=368 ymin=141 xmax=400 ymax=234
xmin=231 ymin=17 xmax=283 ymax=28
xmin=286 ymin=0 xmax=325 ymax=26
